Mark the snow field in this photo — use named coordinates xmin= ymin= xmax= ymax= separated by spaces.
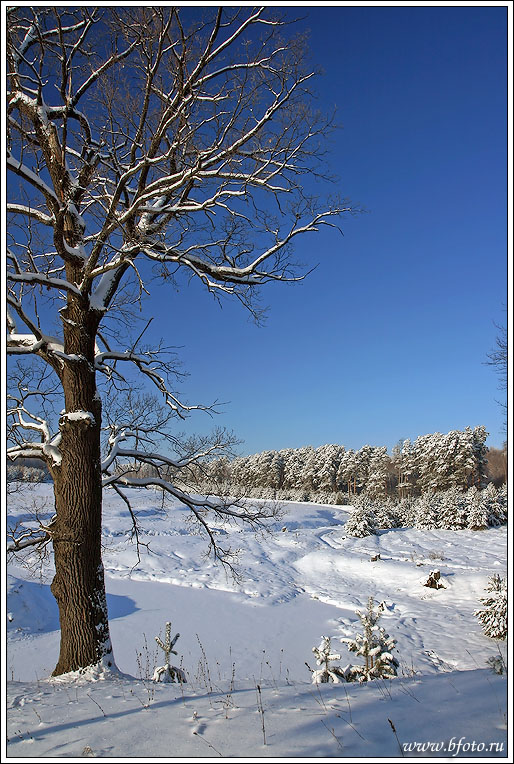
xmin=6 ymin=484 xmax=508 ymax=758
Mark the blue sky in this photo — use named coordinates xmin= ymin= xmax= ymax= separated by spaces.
xmin=140 ymin=5 xmax=508 ymax=455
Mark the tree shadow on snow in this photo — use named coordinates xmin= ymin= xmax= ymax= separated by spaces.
xmin=8 ymin=577 xmax=138 ymax=635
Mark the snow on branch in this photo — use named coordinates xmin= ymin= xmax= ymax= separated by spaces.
xmin=8 ymin=270 xmax=82 ymax=296
xmin=6 ymin=152 xmax=60 ymax=210
xmin=7 ymin=203 xmax=54 ymax=225
xmin=94 ymin=349 xmax=208 ymax=419
xmin=7 ymin=397 xmax=62 ymax=467
xmin=7 ymin=527 xmax=52 ymax=555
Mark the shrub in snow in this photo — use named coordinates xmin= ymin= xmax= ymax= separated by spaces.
xmin=382 ymin=497 xmax=404 ymax=528
xmin=152 ymin=622 xmax=187 ymax=683
xmin=340 ymin=597 xmax=399 ymax=682
xmin=310 ymin=636 xmax=349 ymax=683
xmin=474 ymin=574 xmax=507 ymax=641
xmin=486 ymin=654 xmax=506 ymax=676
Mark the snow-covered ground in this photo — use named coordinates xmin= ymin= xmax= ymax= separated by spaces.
xmin=5 ymin=484 xmax=509 ymax=759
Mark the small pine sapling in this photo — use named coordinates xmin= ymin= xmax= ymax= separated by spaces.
xmin=340 ymin=597 xmax=399 ymax=682
xmin=311 ymin=636 xmax=349 ymax=683
xmin=474 ymin=575 xmax=507 ymax=641
xmin=152 ymin=622 xmax=187 ymax=683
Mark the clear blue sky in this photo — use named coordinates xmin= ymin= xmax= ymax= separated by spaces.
xmin=144 ymin=5 xmax=508 ymax=455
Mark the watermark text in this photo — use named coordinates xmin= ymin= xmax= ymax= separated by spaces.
xmin=403 ymin=737 xmax=504 ymax=756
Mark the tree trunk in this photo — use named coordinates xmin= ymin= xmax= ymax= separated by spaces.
xmin=49 ymin=297 xmax=114 ymax=676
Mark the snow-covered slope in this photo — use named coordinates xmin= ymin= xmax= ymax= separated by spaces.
xmin=6 ymin=484 xmax=508 ymax=758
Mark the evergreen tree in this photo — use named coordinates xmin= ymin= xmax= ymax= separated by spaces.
xmin=474 ymin=575 xmax=507 ymax=640
xmin=373 ymin=497 xmax=400 ymax=529
xmin=481 ymin=483 xmax=502 ymax=527
xmin=354 ymin=445 xmax=376 ymax=493
xmin=414 ymin=432 xmax=442 ymax=494
xmin=414 ymin=492 xmax=440 ymax=530
xmin=269 ymin=452 xmax=286 ymax=491
xmin=365 ymin=447 xmax=390 ymax=500
xmin=336 ymin=449 xmax=358 ymax=496
xmin=466 ymin=486 xmax=489 ymax=530
xmin=395 ymin=438 xmax=415 ymax=498
xmin=470 ymin=426 xmax=489 ymax=489
xmin=314 ymin=444 xmax=346 ymax=494
xmin=497 ymin=484 xmax=508 ymax=525
xmin=345 ymin=503 xmax=377 ymax=537
xmin=438 ymin=487 xmax=467 ymax=529
xmin=311 ymin=636 xmax=348 ymax=683
xmin=396 ymin=496 xmax=416 ymax=527
xmin=341 ymin=597 xmax=399 ymax=682
xmin=153 ymin=622 xmax=187 ymax=683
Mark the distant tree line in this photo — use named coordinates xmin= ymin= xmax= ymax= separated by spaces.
xmin=7 ymin=459 xmax=49 ymax=483
xmin=9 ymin=426 xmax=506 ymax=511
xmin=166 ymin=425 xmax=504 ymax=504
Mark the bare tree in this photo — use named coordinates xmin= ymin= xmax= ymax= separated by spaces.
xmin=486 ymin=323 xmax=508 ymax=428
xmin=6 ymin=7 xmax=352 ymax=675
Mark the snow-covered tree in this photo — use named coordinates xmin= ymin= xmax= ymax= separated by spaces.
xmin=466 ymin=486 xmax=489 ymax=530
xmin=336 ymin=449 xmax=358 ymax=495
xmin=269 ymin=452 xmax=286 ymax=492
xmin=393 ymin=438 xmax=415 ymax=498
xmin=373 ymin=497 xmax=403 ymax=529
xmin=340 ymin=597 xmax=399 ymax=682
xmin=395 ymin=496 xmax=417 ymax=527
xmin=474 ymin=575 xmax=507 ymax=640
xmin=6 ymin=7 xmax=350 ymax=676
xmin=438 ymin=487 xmax=468 ymax=530
xmin=312 ymin=444 xmax=346 ymax=495
xmin=497 ymin=484 xmax=508 ymax=525
xmin=152 ymin=622 xmax=187 ymax=683
xmin=414 ymin=492 xmax=441 ymax=530
xmin=480 ymin=483 xmax=503 ymax=527
xmin=365 ymin=447 xmax=390 ymax=500
xmin=311 ymin=636 xmax=348 ymax=684
xmin=410 ymin=427 xmax=489 ymax=495
xmin=344 ymin=502 xmax=377 ymax=537
xmin=413 ymin=432 xmax=441 ymax=494
xmin=353 ymin=445 xmax=376 ymax=493
xmin=469 ymin=426 xmax=489 ymax=489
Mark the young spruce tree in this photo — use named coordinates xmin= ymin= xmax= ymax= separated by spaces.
xmin=341 ymin=597 xmax=399 ymax=682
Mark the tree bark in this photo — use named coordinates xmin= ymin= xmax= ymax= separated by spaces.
xmin=49 ymin=296 xmax=114 ymax=675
